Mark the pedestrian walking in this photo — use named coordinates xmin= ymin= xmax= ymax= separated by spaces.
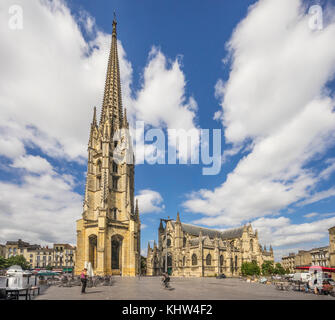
xmin=80 ymin=268 xmax=88 ymax=294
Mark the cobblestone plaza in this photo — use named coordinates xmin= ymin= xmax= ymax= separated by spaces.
xmin=34 ymin=277 xmax=334 ymax=300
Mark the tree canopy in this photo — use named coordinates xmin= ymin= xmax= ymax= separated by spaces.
xmin=0 ymin=255 xmax=30 ymax=270
xmin=241 ymin=261 xmax=260 ymax=276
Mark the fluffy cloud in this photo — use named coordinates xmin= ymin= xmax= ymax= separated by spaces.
xmin=251 ymin=215 xmax=335 ymax=260
xmin=183 ymin=0 xmax=335 ymax=234
xmin=0 ymin=0 xmax=116 ymax=161
xmin=11 ymin=155 xmax=54 ymax=174
xmin=130 ymin=47 xmax=197 ymax=130
xmin=0 ymin=0 xmax=198 ymax=165
xmin=135 ymin=189 xmax=165 ymax=214
xmin=128 ymin=47 xmax=199 ymax=163
xmin=0 ymin=0 xmax=179 ymax=244
xmin=0 ymin=171 xmax=82 ymax=245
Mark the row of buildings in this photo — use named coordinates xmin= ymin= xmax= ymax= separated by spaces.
xmin=281 ymin=227 xmax=335 ymax=272
xmin=146 ymin=213 xmax=274 ymax=277
xmin=0 ymin=239 xmax=76 ymax=270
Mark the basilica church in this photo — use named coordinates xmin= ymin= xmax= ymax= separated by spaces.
xmin=75 ymin=17 xmax=141 ymax=276
xmin=75 ymin=17 xmax=273 ymax=277
xmin=146 ymin=213 xmax=274 ymax=277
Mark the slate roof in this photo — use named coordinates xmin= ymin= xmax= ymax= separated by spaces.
xmin=170 ymin=221 xmax=245 ymax=240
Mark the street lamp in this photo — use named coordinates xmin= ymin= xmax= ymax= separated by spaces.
xmin=161 ymin=217 xmax=173 ymax=274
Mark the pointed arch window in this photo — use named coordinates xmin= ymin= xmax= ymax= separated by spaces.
xmin=112 ymin=162 xmax=118 ymax=173
xmin=192 ymin=253 xmax=197 ymax=266
xmin=206 ymin=254 xmax=212 ymax=266
xmin=183 ymin=236 xmax=187 ymax=247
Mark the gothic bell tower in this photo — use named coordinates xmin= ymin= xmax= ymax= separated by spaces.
xmin=75 ymin=16 xmax=141 ymax=276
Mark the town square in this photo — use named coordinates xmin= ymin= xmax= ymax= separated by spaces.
xmin=1 ymin=0 xmax=335 ymax=308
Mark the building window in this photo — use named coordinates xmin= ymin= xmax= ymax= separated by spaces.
xmin=183 ymin=237 xmax=186 ymax=247
xmin=97 ymin=160 xmax=102 ymax=175
xmin=183 ymin=256 xmax=186 ymax=266
xmin=112 ymin=162 xmax=118 ymax=173
xmin=206 ymin=254 xmax=211 ymax=266
xmin=111 ymin=208 xmax=117 ymax=220
xmin=192 ymin=254 xmax=197 ymax=266
xmin=220 ymin=255 xmax=224 ymax=266
xmin=166 ymin=238 xmax=171 ymax=247
xmin=113 ymin=177 xmax=118 ymax=189
xmin=250 ymin=239 xmax=253 ymax=252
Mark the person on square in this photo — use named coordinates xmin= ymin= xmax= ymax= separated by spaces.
xmin=80 ymin=268 xmax=88 ymax=294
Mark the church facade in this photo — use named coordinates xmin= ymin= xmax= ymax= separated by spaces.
xmin=146 ymin=213 xmax=274 ymax=277
xmin=75 ymin=18 xmax=141 ymax=276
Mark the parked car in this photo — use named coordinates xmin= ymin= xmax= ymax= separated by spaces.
xmin=216 ymin=274 xmax=226 ymax=279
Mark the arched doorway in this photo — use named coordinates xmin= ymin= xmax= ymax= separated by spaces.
xmin=88 ymin=235 xmax=97 ymax=269
xmin=111 ymin=235 xmax=123 ymax=274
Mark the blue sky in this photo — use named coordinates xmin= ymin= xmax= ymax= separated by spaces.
xmin=1 ymin=0 xmax=335 ymax=261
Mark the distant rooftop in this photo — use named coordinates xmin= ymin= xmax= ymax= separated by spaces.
xmin=170 ymin=221 xmax=245 ymax=240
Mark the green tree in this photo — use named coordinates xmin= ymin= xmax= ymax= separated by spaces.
xmin=6 ymin=255 xmax=30 ymax=270
xmin=46 ymin=265 xmax=53 ymax=270
xmin=0 ymin=256 xmax=7 ymax=269
xmin=261 ymin=261 xmax=274 ymax=275
xmin=274 ymin=263 xmax=285 ymax=275
xmin=241 ymin=261 xmax=260 ymax=276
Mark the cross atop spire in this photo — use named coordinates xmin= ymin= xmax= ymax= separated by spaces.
xmin=100 ymin=12 xmax=123 ymax=128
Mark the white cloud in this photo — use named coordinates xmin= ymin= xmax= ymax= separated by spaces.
xmin=0 ymin=0 xmax=132 ymax=162
xmin=129 ymin=47 xmax=199 ymax=162
xmin=0 ymin=0 xmax=198 ymax=166
xmin=298 ymin=188 xmax=335 ymax=206
xmin=0 ymin=136 xmax=25 ymax=159
xmin=135 ymin=189 xmax=165 ymax=214
xmin=183 ymin=0 xmax=335 ymax=228
xmin=11 ymin=155 xmax=54 ymax=174
xmin=251 ymin=215 xmax=335 ymax=260
xmin=0 ymin=171 xmax=82 ymax=245
xmin=304 ymin=213 xmax=319 ymax=219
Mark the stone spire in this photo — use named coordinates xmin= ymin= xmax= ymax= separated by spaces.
xmin=89 ymin=107 xmax=97 ymax=145
xmin=100 ymin=14 xmax=123 ymax=129
xmin=92 ymin=106 xmax=97 ymax=126
xmin=176 ymin=212 xmax=181 ymax=224
xmin=135 ymin=199 xmax=139 ymax=216
xmin=122 ymin=108 xmax=129 ymax=128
